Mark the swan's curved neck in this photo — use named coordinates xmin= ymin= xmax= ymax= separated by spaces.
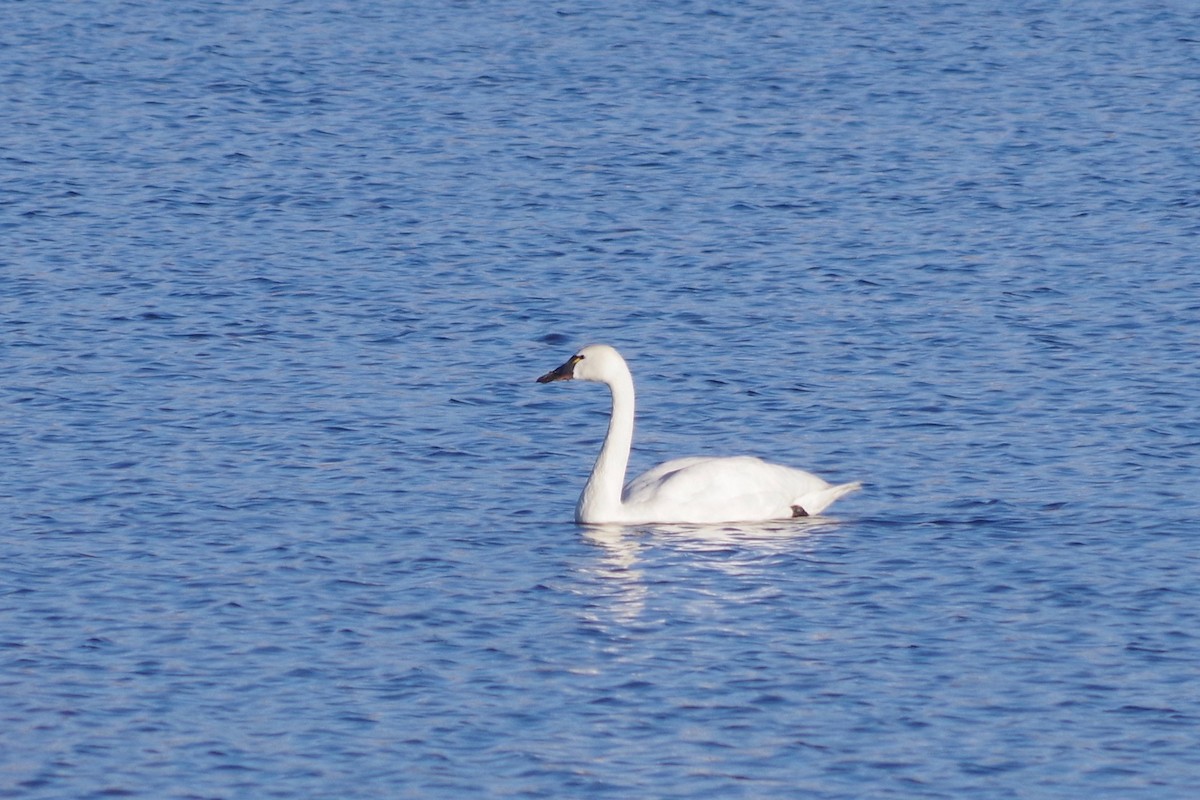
xmin=577 ymin=368 xmax=635 ymax=523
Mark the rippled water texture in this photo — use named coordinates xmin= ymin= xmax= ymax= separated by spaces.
xmin=3 ymin=1 xmax=1199 ymax=798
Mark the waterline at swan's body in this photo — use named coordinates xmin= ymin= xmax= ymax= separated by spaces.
xmin=537 ymin=344 xmax=861 ymax=525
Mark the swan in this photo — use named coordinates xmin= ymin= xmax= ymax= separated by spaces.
xmin=536 ymin=344 xmax=861 ymax=525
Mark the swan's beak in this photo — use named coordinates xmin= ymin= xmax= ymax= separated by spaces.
xmin=537 ymin=355 xmax=580 ymax=383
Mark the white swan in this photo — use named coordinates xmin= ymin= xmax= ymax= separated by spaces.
xmin=537 ymin=344 xmax=861 ymax=525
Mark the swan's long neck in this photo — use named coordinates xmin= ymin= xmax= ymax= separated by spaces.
xmin=576 ymin=367 xmax=635 ymax=523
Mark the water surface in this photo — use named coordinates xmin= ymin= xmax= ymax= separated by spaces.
xmin=3 ymin=1 xmax=1199 ymax=798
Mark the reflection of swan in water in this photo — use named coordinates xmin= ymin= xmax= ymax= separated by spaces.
xmin=580 ymin=526 xmax=648 ymax=623
xmin=627 ymin=520 xmax=835 ymax=552
xmin=537 ymin=345 xmax=860 ymax=525
xmin=581 ymin=520 xmax=835 ymax=624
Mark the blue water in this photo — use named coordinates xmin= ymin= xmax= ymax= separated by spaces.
xmin=4 ymin=1 xmax=1200 ymax=797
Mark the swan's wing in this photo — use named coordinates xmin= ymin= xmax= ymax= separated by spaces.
xmin=622 ymin=456 xmax=714 ymax=500
xmin=623 ymin=456 xmax=835 ymax=522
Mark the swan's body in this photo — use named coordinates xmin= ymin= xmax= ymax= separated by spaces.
xmin=537 ymin=344 xmax=861 ymax=525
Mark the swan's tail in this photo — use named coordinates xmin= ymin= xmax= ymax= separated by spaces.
xmin=794 ymin=481 xmax=862 ymax=517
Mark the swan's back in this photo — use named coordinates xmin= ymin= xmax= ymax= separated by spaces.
xmin=622 ymin=456 xmax=860 ymax=524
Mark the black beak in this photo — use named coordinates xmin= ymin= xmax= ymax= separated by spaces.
xmin=537 ymin=355 xmax=580 ymax=383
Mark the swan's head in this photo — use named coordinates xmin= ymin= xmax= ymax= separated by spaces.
xmin=537 ymin=344 xmax=628 ymax=384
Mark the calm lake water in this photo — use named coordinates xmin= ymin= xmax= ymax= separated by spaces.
xmin=3 ymin=1 xmax=1200 ymax=798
